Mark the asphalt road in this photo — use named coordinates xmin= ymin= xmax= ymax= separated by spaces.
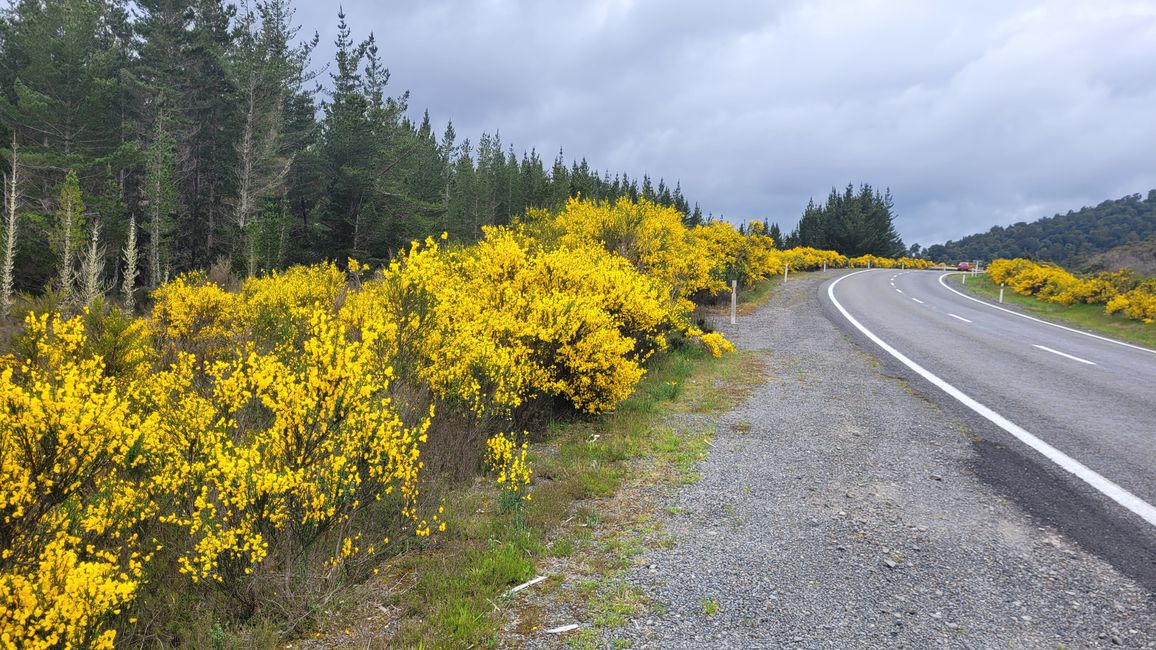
xmin=824 ymin=268 xmax=1156 ymax=592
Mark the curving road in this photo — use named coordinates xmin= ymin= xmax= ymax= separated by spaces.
xmin=824 ymin=269 xmax=1156 ymax=590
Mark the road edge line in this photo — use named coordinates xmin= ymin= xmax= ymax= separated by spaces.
xmin=828 ymin=270 xmax=1156 ymax=528
xmin=1032 ymin=344 xmax=1096 ymax=366
xmin=937 ymin=272 xmax=1156 ymax=356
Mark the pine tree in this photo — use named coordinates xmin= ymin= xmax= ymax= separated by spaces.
xmin=78 ymin=220 xmax=105 ymax=308
xmin=409 ymin=110 xmax=449 ymax=228
xmin=145 ymin=113 xmax=178 ymax=288
xmin=318 ymin=9 xmax=377 ymax=259
xmin=446 ymin=139 xmax=478 ymax=241
xmin=687 ymin=203 xmax=704 ymax=227
xmin=122 ymin=214 xmax=139 ymax=311
xmin=280 ymin=85 xmax=323 ymax=264
xmin=52 ymin=170 xmax=85 ymax=298
xmin=133 ymin=0 xmax=238 ymax=268
xmin=230 ymin=0 xmax=315 ymax=275
xmin=550 ymin=148 xmax=569 ymax=206
xmin=792 ymin=184 xmax=904 ymax=256
xmin=0 ymin=0 xmax=126 ymax=177
xmin=0 ymin=137 xmax=19 ymax=319
xmin=519 ymin=148 xmax=550 ymax=211
xmin=360 ymin=34 xmax=430 ymax=256
xmin=768 ymin=223 xmax=783 ymax=248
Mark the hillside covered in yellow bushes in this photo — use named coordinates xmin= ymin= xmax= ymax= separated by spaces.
xmin=1 ymin=197 xmax=932 ymax=647
xmin=988 ymin=258 xmax=1156 ymax=324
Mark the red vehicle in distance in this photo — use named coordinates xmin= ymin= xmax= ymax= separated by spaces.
xmin=957 ymin=262 xmax=972 ymax=271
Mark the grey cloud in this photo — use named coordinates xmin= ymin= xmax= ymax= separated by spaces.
xmin=296 ymin=0 xmax=1156 ymax=245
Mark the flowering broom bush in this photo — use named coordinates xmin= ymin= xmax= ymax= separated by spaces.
xmin=4 ymin=196 xmax=955 ymax=644
xmin=988 ymin=258 xmax=1156 ymax=324
xmin=0 ymin=314 xmax=155 ymax=649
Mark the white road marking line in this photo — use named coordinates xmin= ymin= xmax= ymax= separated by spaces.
xmin=1033 ymin=344 xmax=1096 ymax=366
xmin=948 ymin=313 xmax=971 ymax=323
xmin=912 ymin=298 xmax=924 ymax=304
xmin=829 ymin=270 xmax=1156 ymax=528
xmin=896 ymin=289 xmax=903 ymax=294
xmin=938 ymin=273 xmax=1156 ymax=355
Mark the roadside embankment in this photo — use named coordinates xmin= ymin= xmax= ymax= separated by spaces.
xmin=607 ymin=271 xmax=1156 ymax=648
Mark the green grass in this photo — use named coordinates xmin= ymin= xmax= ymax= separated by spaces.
xmin=696 ymin=276 xmax=783 ymax=319
xmin=321 ymin=343 xmax=766 ymax=649
xmin=952 ymin=273 xmax=1156 ymax=349
xmin=737 ymin=277 xmax=778 ymax=314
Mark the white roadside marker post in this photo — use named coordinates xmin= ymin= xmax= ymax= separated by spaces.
xmin=823 ymin=261 xmax=827 ymax=272
xmin=783 ymin=263 xmax=789 ymax=284
xmin=999 ymin=282 xmax=1005 ymax=304
xmin=730 ymin=279 xmax=737 ymax=325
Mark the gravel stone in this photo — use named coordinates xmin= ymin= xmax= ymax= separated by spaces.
xmin=604 ymin=273 xmax=1156 ymax=649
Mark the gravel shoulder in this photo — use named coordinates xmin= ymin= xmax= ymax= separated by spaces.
xmin=607 ymin=271 xmax=1156 ymax=649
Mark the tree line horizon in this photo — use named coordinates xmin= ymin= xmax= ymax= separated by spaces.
xmin=0 ymin=0 xmax=908 ymax=317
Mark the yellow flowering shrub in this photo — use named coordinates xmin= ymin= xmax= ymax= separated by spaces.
xmin=848 ymin=254 xmax=896 ymax=269
xmin=140 ymin=309 xmax=430 ymax=584
xmin=0 ymin=314 xmax=153 ymax=648
xmin=1105 ymin=287 xmax=1156 ymax=323
xmin=485 ymin=431 xmax=532 ymax=494
xmin=338 ymin=243 xmax=442 ymax=377
xmin=896 ymin=257 xmax=936 ymax=270
xmin=690 ymin=221 xmax=749 ymax=284
xmin=779 ymin=247 xmax=847 ymax=271
xmin=1062 ymin=269 xmax=1136 ymax=305
xmin=1015 ymin=266 xmax=1078 ymax=303
xmin=988 ymin=259 xmax=1078 ymax=304
xmin=416 ymin=228 xmax=662 ymax=415
xmin=989 ymin=258 xmax=1156 ymax=324
xmin=987 ymin=258 xmax=1037 ymax=285
xmin=685 ymin=327 xmax=736 ymax=358
xmin=530 ymin=197 xmax=723 ymax=299
xmin=1 ymin=197 xmax=751 ymax=640
xmin=238 ymin=262 xmax=347 ymax=353
xmin=149 ymin=272 xmax=240 ymax=361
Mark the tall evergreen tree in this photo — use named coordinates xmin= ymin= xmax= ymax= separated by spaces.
xmin=550 ymin=148 xmax=569 ymax=206
xmin=791 ymin=184 xmax=904 ymax=257
xmin=52 ymin=170 xmax=85 ymax=296
xmin=1 ymin=137 xmax=19 ymax=317
xmin=133 ymin=0 xmax=238 ymax=268
xmin=768 ymin=222 xmax=782 ymax=248
xmin=446 ymin=138 xmax=478 ymax=241
xmin=144 ymin=112 xmax=178 ymax=287
xmin=77 ymin=219 xmax=105 ymax=307
xmin=0 ymin=0 xmax=126 ymax=177
xmin=229 ymin=0 xmax=315 ymax=275
xmin=122 ymin=213 xmax=139 ymax=310
xmin=317 ymin=9 xmax=376 ymax=259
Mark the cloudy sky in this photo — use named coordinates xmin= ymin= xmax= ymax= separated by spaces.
xmin=295 ymin=1 xmax=1156 ymax=246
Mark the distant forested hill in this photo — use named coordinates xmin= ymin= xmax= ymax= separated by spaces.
xmin=1079 ymin=237 xmax=1156 ymax=276
xmin=924 ymin=191 xmax=1156 ymax=268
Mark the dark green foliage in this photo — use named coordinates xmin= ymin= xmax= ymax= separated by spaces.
xmin=1079 ymin=236 xmax=1156 ymax=276
xmin=786 ymin=183 xmax=905 ymax=257
xmin=924 ymin=192 xmax=1156 ymax=268
xmin=0 ymin=1 xmax=699 ymax=303
xmin=0 ymin=0 xmax=127 ymax=174
xmin=768 ymin=222 xmax=782 ymax=248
